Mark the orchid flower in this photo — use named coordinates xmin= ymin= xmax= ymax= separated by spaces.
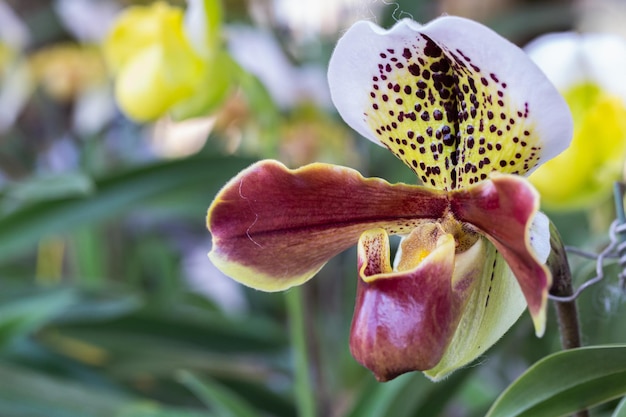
xmin=525 ymin=32 xmax=626 ymax=210
xmin=103 ymin=0 xmax=230 ymax=122
xmin=207 ymin=17 xmax=573 ymax=381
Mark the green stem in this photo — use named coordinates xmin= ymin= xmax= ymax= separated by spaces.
xmin=286 ymin=287 xmax=317 ymax=417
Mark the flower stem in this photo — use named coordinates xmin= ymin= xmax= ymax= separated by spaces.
xmin=550 ymin=267 xmax=582 ymax=349
xmin=547 ymin=223 xmax=588 ymax=417
xmin=286 ymin=287 xmax=317 ymax=417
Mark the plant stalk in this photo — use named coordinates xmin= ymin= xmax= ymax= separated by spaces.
xmin=286 ymin=287 xmax=317 ymax=417
xmin=547 ymin=223 xmax=588 ymax=417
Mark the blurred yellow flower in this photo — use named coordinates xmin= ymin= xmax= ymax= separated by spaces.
xmin=104 ymin=0 xmax=230 ymax=122
xmin=0 ymin=43 xmax=11 ymax=69
xmin=526 ymin=33 xmax=626 ymax=210
xmin=29 ymin=43 xmax=106 ymax=101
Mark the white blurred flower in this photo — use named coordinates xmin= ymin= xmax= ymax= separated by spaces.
xmin=150 ymin=116 xmax=215 ymax=158
xmin=72 ymin=86 xmax=116 ymax=135
xmin=54 ymin=0 xmax=119 ymax=43
xmin=259 ymin=0 xmax=378 ymax=39
xmin=0 ymin=1 xmax=29 ymax=49
xmin=525 ymin=31 xmax=626 ymax=102
xmin=0 ymin=1 xmax=32 ymax=133
xmin=227 ymin=25 xmax=331 ymax=109
xmin=578 ymin=0 xmax=626 ymax=40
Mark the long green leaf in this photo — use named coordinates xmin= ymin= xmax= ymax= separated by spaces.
xmin=0 ymin=156 xmax=255 ymax=262
xmin=486 ymin=345 xmax=626 ymax=417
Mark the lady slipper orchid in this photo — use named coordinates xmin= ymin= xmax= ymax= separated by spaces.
xmin=525 ymin=32 xmax=626 ymax=210
xmin=206 ymin=17 xmax=573 ymax=381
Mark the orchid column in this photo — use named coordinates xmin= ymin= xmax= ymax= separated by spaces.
xmin=207 ymin=16 xmax=573 ymax=382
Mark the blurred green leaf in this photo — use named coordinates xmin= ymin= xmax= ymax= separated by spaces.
xmin=39 ymin=302 xmax=287 ymax=386
xmin=115 ymin=403 xmax=215 ymax=417
xmin=0 ymin=155 xmax=255 ymax=262
xmin=0 ymin=362 xmax=215 ymax=417
xmin=0 ymin=361 xmax=132 ymax=417
xmin=52 ymin=291 xmax=142 ymax=322
xmin=214 ymin=379 xmax=295 ymax=417
xmin=407 ymin=367 xmax=474 ymax=417
xmin=2 ymin=172 xmax=94 ymax=210
xmin=486 ymin=345 xmax=626 ymax=417
xmin=487 ymin=4 xmax=575 ymax=42
xmin=0 ymin=287 xmax=76 ymax=347
xmin=614 ymin=396 xmax=626 ymax=417
xmin=48 ymin=305 xmax=286 ymax=355
xmin=345 ymin=367 xmax=473 ymax=417
xmin=70 ymin=227 xmax=107 ymax=289
xmin=177 ymin=370 xmax=260 ymax=417
xmin=345 ymin=373 xmax=423 ymax=417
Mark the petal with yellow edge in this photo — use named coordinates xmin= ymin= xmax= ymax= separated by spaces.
xmin=207 ymin=160 xmax=448 ymax=291
xmin=351 ymin=226 xmax=471 ymax=381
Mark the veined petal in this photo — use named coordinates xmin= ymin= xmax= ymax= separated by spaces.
xmin=328 ymin=17 xmax=572 ymax=190
xmin=425 ymin=243 xmax=526 ymax=380
xmin=450 ymin=173 xmax=550 ymax=336
xmin=207 ymin=160 xmax=448 ymax=291
xmin=351 ymin=227 xmax=465 ymax=381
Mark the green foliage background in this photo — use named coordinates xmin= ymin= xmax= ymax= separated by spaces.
xmin=0 ymin=0 xmax=625 ymax=416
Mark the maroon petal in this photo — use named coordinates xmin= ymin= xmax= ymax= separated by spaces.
xmin=207 ymin=160 xmax=448 ymax=291
xmin=450 ymin=173 xmax=550 ymax=335
xmin=350 ymin=227 xmax=468 ymax=381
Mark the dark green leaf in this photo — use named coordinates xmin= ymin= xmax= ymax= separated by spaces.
xmin=613 ymin=396 xmax=626 ymax=417
xmin=486 ymin=345 xmax=626 ymax=417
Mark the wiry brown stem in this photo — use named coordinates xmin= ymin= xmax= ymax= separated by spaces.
xmin=547 ymin=223 xmax=588 ymax=417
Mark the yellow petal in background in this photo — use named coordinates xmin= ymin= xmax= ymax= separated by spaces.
xmin=114 ymin=44 xmax=201 ymax=121
xmin=103 ymin=2 xmax=182 ymax=73
xmin=529 ymin=83 xmax=626 ymax=210
xmin=104 ymin=0 xmax=226 ymax=122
